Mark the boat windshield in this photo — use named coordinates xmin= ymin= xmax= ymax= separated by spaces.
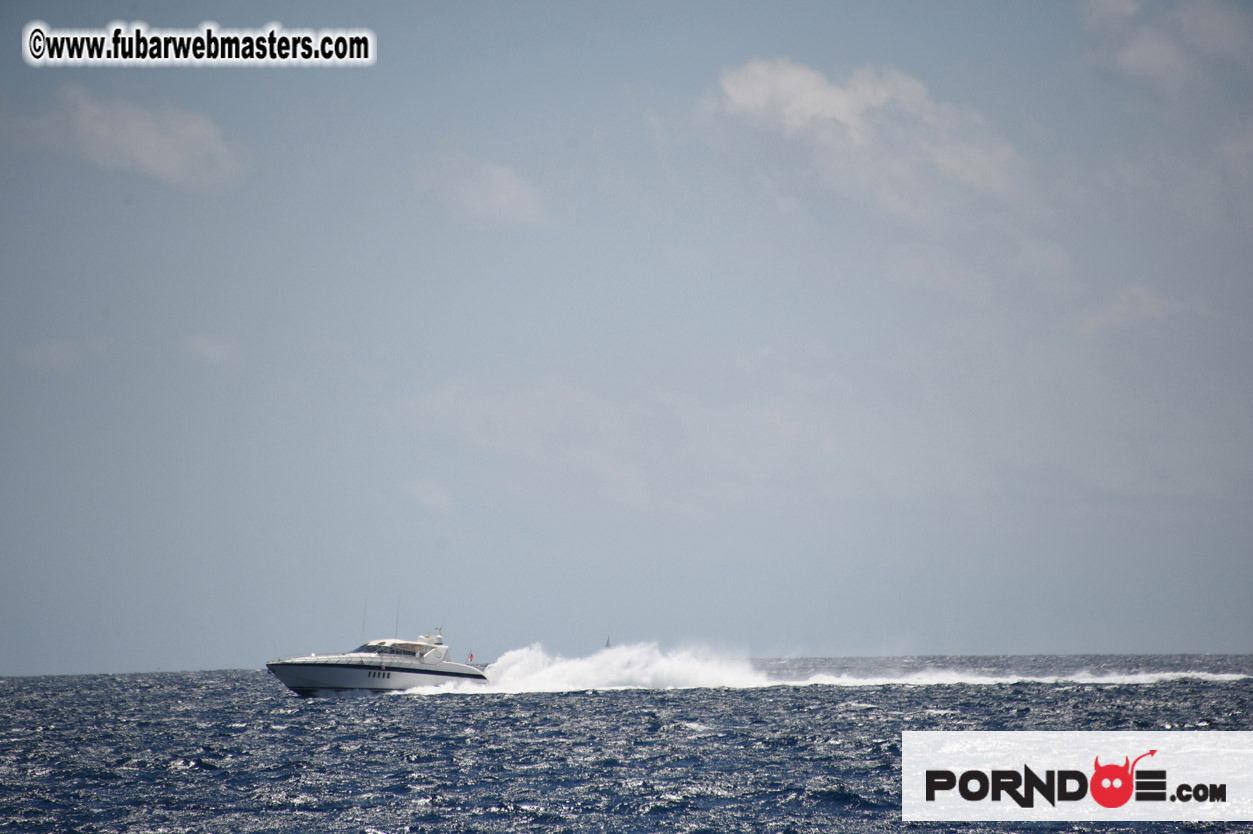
xmin=352 ymin=644 xmax=417 ymax=656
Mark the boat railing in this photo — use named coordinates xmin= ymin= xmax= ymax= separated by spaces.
xmin=267 ymin=653 xmax=391 ymax=666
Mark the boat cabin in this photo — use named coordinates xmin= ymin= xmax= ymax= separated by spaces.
xmin=351 ymin=635 xmax=448 ymax=662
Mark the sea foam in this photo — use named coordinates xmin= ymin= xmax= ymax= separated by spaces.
xmin=403 ymin=642 xmax=770 ymax=695
xmin=794 ymin=670 xmax=1248 ymax=687
xmin=400 ymin=644 xmax=1247 ymax=695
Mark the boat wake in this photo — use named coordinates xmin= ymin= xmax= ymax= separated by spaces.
xmin=397 ymin=643 xmax=1247 ymax=695
xmin=402 ymin=643 xmax=770 ymax=694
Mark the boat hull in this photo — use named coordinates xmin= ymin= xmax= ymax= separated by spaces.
xmin=267 ymin=656 xmax=487 ymax=696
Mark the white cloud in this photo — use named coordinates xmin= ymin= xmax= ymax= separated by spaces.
xmin=1174 ymin=0 xmax=1253 ymax=61
xmin=1080 ymin=2 xmax=1253 ymax=225
xmin=1080 ymin=284 xmax=1178 ymax=334
xmin=405 ymin=477 xmax=457 ymax=515
xmin=1084 ymin=0 xmax=1253 ymax=94
xmin=13 ymin=85 xmax=249 ymax=193
xmin=182 ymin=334 xmax=244 ymax=369
xmin=923 ymin=137 xmax=1018 ymax=198
xmin=1082 ymin=0 xmax=1142 ymax=31
xmin=1115 ymin=26 xmax=1192 ymax=91
xmin=720 ymin=60 xmax=916 ymax=144
xmin=414 ymin=148 xmax=554 ymax=228
xmin=712 ymin=59 xmax=1018 ymax=222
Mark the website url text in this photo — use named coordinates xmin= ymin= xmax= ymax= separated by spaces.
xmin=24 ymin=21 xmax=376 ymax=67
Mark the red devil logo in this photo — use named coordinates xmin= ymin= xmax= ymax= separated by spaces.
xmin=1090 ymin=750 xmax=1156 ymax=808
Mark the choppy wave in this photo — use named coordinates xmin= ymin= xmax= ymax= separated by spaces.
xmin=5 ymin=663 xmax=1251 ymax=833
xmin=400 ymin=643 xmax=1248 ymax=695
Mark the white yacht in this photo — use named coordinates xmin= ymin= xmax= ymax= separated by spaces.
xmin=267 ymin=631 xmax=487 ymax=696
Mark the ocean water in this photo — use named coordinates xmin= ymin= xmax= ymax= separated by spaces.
xmin=1 ymin=647 xmax=1250 ymax=833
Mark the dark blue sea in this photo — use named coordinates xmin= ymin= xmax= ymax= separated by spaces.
xmin=2 ymin=647 xmax=1250 ymax=833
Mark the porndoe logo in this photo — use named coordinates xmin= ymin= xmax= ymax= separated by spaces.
xmin=902 ymin=732 xmax=1253 ymax=822
xmin=1089 ymin=748 xmax=1230 ymax=806
xmin=1091 ymin=750 xmax=1156 ymax=807
xmin=923 ymin=747 xmax=1227 ymax=809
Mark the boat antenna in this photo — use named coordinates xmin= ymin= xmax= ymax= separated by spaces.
xmin=361 ymin=596 xmax=367 ymax=642
xmin=394 ymin=598 xmax=400 ymax=638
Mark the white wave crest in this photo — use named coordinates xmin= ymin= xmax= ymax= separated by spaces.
xmin=795 ymin=670 xmax=1248 ymax=687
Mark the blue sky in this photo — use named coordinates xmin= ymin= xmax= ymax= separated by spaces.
xmin=2 ymin=1 xmax=1251 ymax=675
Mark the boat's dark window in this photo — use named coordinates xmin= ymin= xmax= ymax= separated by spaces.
xmin=353 ymin=644 xmax=379 ymax=654
xmin=380 ymin=645 xmax=415 ymax=656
